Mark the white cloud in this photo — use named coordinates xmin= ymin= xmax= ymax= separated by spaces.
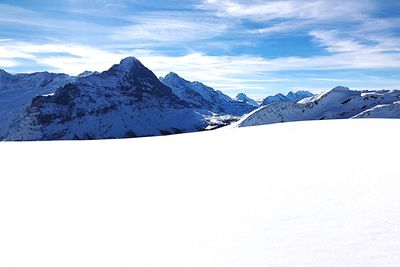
xmin=0 ymin=45 xmax=35 ymax=59
xmin=248 ymin=21 xmax=304 ymax=35
xmin=1 ymin=40 xmax=399 ymax=92
xmin=198 ymin=0 xmax=381 ymax=44
xmin=0 ymin=41 xmax=133 ymax=74
xmin=310 ymin=30 xmax=366 ymax=53
xmin=310 ymin=28 xmax=400 ymax=55
xmin=0 ymin=3 xmax=231 ymax=50
xmin=199 ymin=0 xmax=373 ymax=21
xmin=0 ymin=59 xmax=19 ymax=68
xmin=113 ymin=15 xmax=228 ymax=42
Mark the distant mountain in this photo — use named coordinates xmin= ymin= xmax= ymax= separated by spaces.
xmin=77 ymin=71 xmax=99 ymax=77
xmin=160 ymin=72 xmax=255 ymax=116
xmin=261 ymin=90 xmax=313 ymax=106
xmin=236 ymin=86 xmax=400 ymax=127
xmin=4 ymin=58 xmax=207 ymax=140
xmin=235 ymin=93 xmax=258 ymax=107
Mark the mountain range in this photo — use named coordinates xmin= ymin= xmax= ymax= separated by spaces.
xmin=1 ymin=57 xmax=399 ymax=141
xmin=1 ymin=57 xmax=256 ymax=140
xmin=160 ymin=72 xmax=255 ymax=116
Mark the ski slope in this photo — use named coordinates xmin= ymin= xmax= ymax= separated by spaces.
xmin=1 ymin=119 xmax=400 ymax=267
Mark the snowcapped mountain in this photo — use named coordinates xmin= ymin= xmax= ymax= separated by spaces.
xmin=235 ymin=93 xmax=258 ymax=107
xmin=160 ymin=72 xmax=255 ymax=116
xmin=3 ymin=58 xmax=400 ymax=141
xmin=77 ymin=71 xmax=99 ymax=77
xmin=0 ymin=70 xmax=73 ymax=138
xmin=4 ymin=57 xmax=207 ymax=140
xmin=236 ymin=86 xmax=400 ymax=127
xmin=261 ymin=90 xmax=313 ymax=106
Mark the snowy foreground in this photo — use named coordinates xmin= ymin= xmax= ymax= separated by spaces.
xmin=1 ymin=119 xmax=400 ymax=267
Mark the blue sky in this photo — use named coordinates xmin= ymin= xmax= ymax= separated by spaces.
xmin=0 ymin=0 xmax=399 ymax=98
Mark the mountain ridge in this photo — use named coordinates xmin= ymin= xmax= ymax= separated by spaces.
xmin=160 ymin=72 xmax=255 ymax=116
xmin=261 ymin=90 xmax=314 ymax=106
xmin=236 ymin=86 xmax=400 ymax=127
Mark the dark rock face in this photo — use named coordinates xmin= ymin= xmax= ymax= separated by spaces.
xmin=53 ymin=83 xmax=80 ymax=106
xmin=108 ymin=58 xmax=177 ymax=100
xmin=29 ymin=83 xmax=81 ymax=126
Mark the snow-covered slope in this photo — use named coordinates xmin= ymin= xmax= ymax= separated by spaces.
xmin=353 ymin=101 xmax=400 ymax=118
xmin=160 ymin=72 xmax=255 ymax=116
xmin=1 ymin=119 xmax=400 ymax=267
xmin=261 ymin=90 xmax=313 ymax=106
xmin=0 ymin=70 xmax=73 ymax=138
xmin=237 ymin=86 xmax=400 ymax=127
xmin=235 ymin=93 xmax=259 ymax=107
xmin=4 ymin=58 xmax=206 ymax=140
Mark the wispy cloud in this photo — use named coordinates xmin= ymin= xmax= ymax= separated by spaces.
xmin=112 ymin=13 xmax=229 ymax=43
xmin=0 ymin=41 xmax=132 ymax=74
xmin=2 ymin=39 xmax=399 ymax=93
xmin=248 ymin=21 xmax=304 ymax=35
xmin=310 ymin=30 xmax=366 ymax=53
xmin=0 ymin=59 xmax=19 ymax=68
xmin=0 ymin=3 xmax=116 ymax=39
xmin=0 ymin=3 xmax=232 ymax=52
xmin=310 ymin=27 xmax=400 ymax=55
xmin=199 ymin=0 xmax=373 ymax=21
xmin=0 ymin=4 xmax=44 ymax=27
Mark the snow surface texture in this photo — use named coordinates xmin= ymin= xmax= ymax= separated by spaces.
xmin=4 ymin=58 xmax=208 ymax=140
xmin=1 ymin=119 xmax=400 ymax=267
xmin=160 ymin=72 xmax=255 ymax=116
xmin=237 ymin=86 xmax=400 ymax=127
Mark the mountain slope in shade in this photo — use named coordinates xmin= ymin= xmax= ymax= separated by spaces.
xmin=160 ymin=72 xmax=255 ymax=116
xmin=4 ymin=57 xmax=207 ymax=140
xmin=236 ymin=86 xmax=400 ymax=127
xmin=0 ymin=70 xmax=73 ymax=138
xmin=235 ymin=93 xmax=258 ymax=107
xmin=261 ymin=90 xmax=314 ymax=106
